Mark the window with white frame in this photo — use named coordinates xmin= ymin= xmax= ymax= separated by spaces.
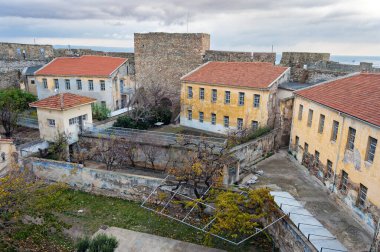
xmin=211 ymin=89 xmax=217 ymax=102
xmin=65 ymin=79 xmax=70 ymax=90
xmin=224 ymin=91 xmax=230 ymax=104
xmin=307 ymin=109 xmax=313 ymax=127
xmin=43 ymin=78 xmax=48 ymax=89
xmin=237 ymin=118 xmax=243 ymax=130
xmin=199 ymin=88 xmax=205 ymax=100
xmin=298 ymin=104 xmax=303 ymax=120
xmin=88 ymin=80 xmax=94 ymax=91
xmin=188 ymin=110 xmax=192 ymax=120
xmin=366 ymin=137 xmax=377 ymax=163
xmin=318 ymin=114 xmax=325 ymax=133
xmin=199 ymin=112 xmax=204 ymax=123
xmin=224 ymin=116 xmax=229 ymax=128
xmin=211 ymin=113 xmax=216 ymax=125
xmin=47 ymin=119 xmax=55 ymax=127
xmin=187 ymin=86 xmax=193 ymax=98
xmin=54 ymin=79 xmax=59 ymax=89
xmin=254 ymin=94 xmax=260 ymax=108
xmin=77 ymin=79 xmax=82 ymax=90
xmin=238 ymin=92 xmax=245 ymax=106
xmin=100 ymin=80 xmax=106 ymax=91
xmin=347 ymin=127 xmax=356 ymax=151
xmin=359 ymin=184 xmax=367 ymax=207
xmin=331 ymin=120 xmax=339 ymax=141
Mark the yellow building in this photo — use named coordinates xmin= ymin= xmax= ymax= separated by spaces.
xmin=29 ymin=93 xmax=96 ymax=143
xmin=180 ymin=62 xmax=290 ymax=134
xmin=290 ymin=73 xmax=380 ymax=220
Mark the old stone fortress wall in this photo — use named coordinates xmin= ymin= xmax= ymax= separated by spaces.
xmin=1 ymin=33 xmax=379 ymax=91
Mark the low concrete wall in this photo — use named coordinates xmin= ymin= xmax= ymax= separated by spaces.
xmin=29 ymin=158 xmax=162 ymax=201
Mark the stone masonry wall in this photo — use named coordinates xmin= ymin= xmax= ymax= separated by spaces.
xmin=134 ymin=32 xmax=210 ymax=107
xmin=280 ymin=52 xmax=330 ymax=68
xmin=203 ymin=50 xmax=276 ymax=64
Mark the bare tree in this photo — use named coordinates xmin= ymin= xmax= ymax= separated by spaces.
xmin=141 ymin=145 xmax=160 ymax=169
xmin=93 ymin=137 xmax=120 ymax=170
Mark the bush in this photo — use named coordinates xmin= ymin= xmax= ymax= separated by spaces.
xmin=227 ymin=126 xmax=271 ymax=147
xmin=151 ymin=106 xmax=172 ymax=125
xmin=76 ymin=234 xmax=118 ymax=252
xmin=92 ymin=103 xmax=111 ymax=121
xmin=113 ymin=116 xmax=150 ymax=130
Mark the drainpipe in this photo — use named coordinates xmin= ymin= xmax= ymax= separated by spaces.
xmin=331 ymin=113 xmax=345 ymax=192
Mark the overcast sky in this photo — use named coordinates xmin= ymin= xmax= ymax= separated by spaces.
xmin=0 ymin=0 xmax=379 ymax=55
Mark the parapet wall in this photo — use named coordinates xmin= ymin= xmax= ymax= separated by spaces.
xmin=0 ymin=42 xmax=54 ymax=61
xmin=203 ymin=50 xmax=275 ymax=64
xmin=280 ymin=52 xmax=330 ymax=68
xmin=53 ymin=48 xmax=133 ymax=60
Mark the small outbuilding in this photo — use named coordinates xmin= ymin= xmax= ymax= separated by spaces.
xmin=29 ymin=93 xmax=96 ymax=143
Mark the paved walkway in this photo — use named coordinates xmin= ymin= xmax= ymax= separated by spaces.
xmin=94 ymin=227 xmax=224 ymax=252
xmin=254 ymin=151 xmax=372 ymax=251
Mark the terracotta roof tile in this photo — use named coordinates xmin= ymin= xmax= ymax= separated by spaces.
xmin=36 ymin=55 xmax=127 ymax=77
xmin=182 ymin=62 xmax=289 ymax=89
xmin=295 ymin=73 xmax=380 ymax=127
xmin=29 ymin=93 xmax=96 ymax=110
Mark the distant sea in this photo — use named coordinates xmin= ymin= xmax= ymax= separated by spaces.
xmin=275 ymin=53 xmax=380 ymax=67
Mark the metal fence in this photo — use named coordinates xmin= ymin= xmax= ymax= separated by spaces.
xmin=82 ymin=124 xmax=227 ymax=147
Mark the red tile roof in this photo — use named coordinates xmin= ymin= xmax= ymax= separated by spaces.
xmin=295 ymin=73 xmax=380 ymax=127
xmin=181 ymin=62 xmax=289 ymax=89
xmin=29 ymin=93 xmax=96 ymax=110
xmin=35 ymin=55 xmax=127 ymax=77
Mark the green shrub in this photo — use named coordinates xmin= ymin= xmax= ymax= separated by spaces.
xmin=88 ymin=234 xmax=118 ymax=252
xmin=152 ymin=106 xmax=172 ymax=125
xmin=76 ymin=236 xmax=90 ymax=252
xmin=227 ymin=126 xmax=271 ymax=147
xmin=92 ymin=103 xmax=111 ymax=121
xmin=113 ymin=116 xmax=150 ymax=130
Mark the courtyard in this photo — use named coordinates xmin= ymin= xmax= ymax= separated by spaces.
xmin=254 ymin=151 xmax=373 ymax=251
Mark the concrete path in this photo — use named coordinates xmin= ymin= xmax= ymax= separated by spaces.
xmin=254 ymin=151 xmax=372 ymax=251
xmin=94 ymin=227 xmax=224 ymax=252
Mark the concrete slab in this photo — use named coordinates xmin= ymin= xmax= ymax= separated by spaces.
xmin=93 ymin=227 xmax=225 ymax=252
xmin=254 ymin=151 xmax=372 ymax=251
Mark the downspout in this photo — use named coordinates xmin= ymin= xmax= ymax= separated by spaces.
xmin=331 ymin=112 xmax=345 ymax=192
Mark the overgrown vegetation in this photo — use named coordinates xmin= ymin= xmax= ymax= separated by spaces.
xmin=92 ymin=103 xmax=111 ymax=121
xmin=113 ymin=106 xmax=171 ymax=130
xmin=227 ymin=126 xmax=271 ymax=147
xmin=0 ymin=88 xmax=37 ymax=137
xmin=76 ymin=234 xmax=118 ymax=252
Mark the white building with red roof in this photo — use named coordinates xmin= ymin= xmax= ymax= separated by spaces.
xmin=30 ymin=93 xmax=96 ymax=143
xmin=35 ymin=55 xmax=134 ymax=111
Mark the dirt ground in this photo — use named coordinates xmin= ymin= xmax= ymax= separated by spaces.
xmin=253 ymin=150 xmax=372 ymax=251
xmin=0 ymin=126 xmax=40 ymax=145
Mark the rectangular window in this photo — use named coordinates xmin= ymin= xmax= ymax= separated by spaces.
xmin=224 ymin=116 xmax=229 ymax=128
xmin=101 ymin=101 xmax=106 ymax=107
xmin=366 ymin=137 xmax=377 ymax=163
xmin=188 ymin=110 xmax=192 ymax=120
xmin=341 ymin=171 xmax=348 ymax=192
xmin=199 ymin=112 xmax=204 ymax=123
xmin=359 ymin=184 xmax=368 ymax=207
xmin=199 ymin=88 xmax=205 ymax=100
xmin=100 ymin=80 xmax=106 ymax=91
xmin=211 ymin=113 xmax=216 ymax=125
xmin=224 ymin=91 xmax=230 ymax=104
xmin=331 ymin=120 xmax=339 ymax=141
xmin=307 ymin=109 xmax=313 ymax=127
xmin=347 ymin=127 xmax=356 ymax=151
xmin=304 ymin=142 xmax=309 ymax=153
xmin=315 ymin=150 xmax=320 ymax=163
xmin=251 ymin=120 xmax=258 ymax=130
xmin=254 ymin=94 xmax=260 ymax=108
xmin=43 ymin=78 xmax=47 ymax=89
xmin=88 ymin=80 xmax=94 ymax=91
xmin=65 ymin=79 xmax=70 ymax=90
xmin=69 ymin=117 xmax=79 ymax=125
xmin=298 ymin=104 xmax=303 ymax=120
xmin=82 ymin=114 xmax=87 ymax=121
xmin=295 ymin=136 xmax=299 ymax=151
xmin=318 ymin=114 xmax=325 ymax=133
xmin=237 ymin=118 xmax=243 ymax=130
xmin=76 ymin=79 xmax=82 ymax=90
xmin=47 ymin=119 xmax=55 ymax=127
xmin=238 ymin=92 xmax=245 ymax=106
xmin=327 ymin=160 xmax=333 ymax=178
xmin=54 ymin=79 xmax=59 ymax=89
xmin=211 ymin=89 xmax=217 ymax=103
xmin=187 ymin=86 xmax=193 ymax=99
